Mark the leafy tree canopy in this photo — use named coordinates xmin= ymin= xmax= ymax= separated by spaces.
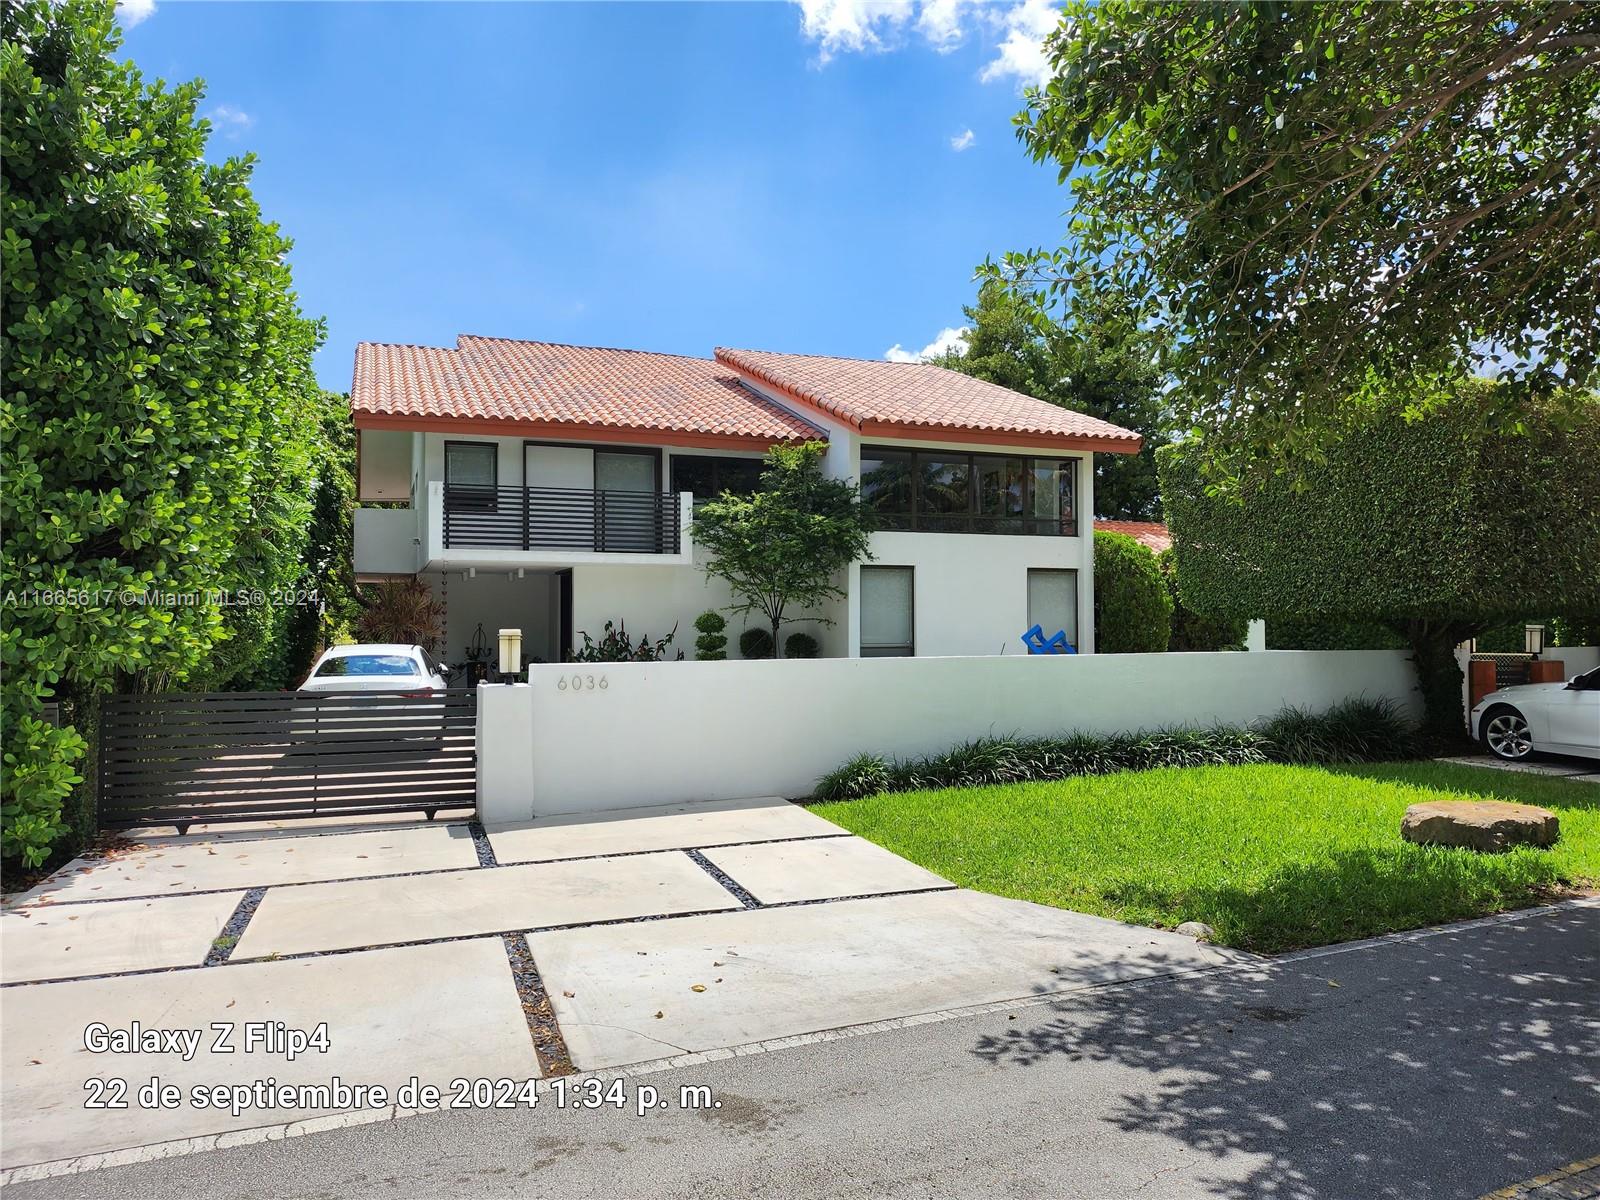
xmin=932 ymin=283 xmax=1170 ymax=520
xmin=1159 ymin=380 xmax=1600 ymax=739
xmin=994 ymin=1 xmax=1600 ymax=471
xmin=692 ymin=442 xmax=873 ymax=656
xmin=1 ymin=0 xmax=325 ymax=864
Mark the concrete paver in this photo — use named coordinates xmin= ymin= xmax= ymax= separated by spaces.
xmin=12 ymin=825 xmax=480 ymax=905
xmin=486 ymin=796 xmax=841 ymax=863
xmin=1437 ymin=755 xmax=1600 ymax=780
xmin=233 ymin=851 xmax=742 ymax=959
xmin=1 ymin=891 xmax=244 ymax=984
xmin=531 ymin=888 xmax=1248 ymax=1070
xmin=701 ymin=835 xmax=949 ymax=904
xmin=0 ymin=938 xmax=538 ymax=1170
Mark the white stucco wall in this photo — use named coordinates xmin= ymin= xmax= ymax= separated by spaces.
xmin=1550 ymin=645 xmax=1600 ymax=675
xmin=358 ymin=429 xmax=414 ymax=502
xmin=476 ymin=649 xmax=1423 ymax=822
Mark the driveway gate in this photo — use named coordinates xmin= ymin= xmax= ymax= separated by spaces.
xmin=99 ymin=689 xmax=478 ymax=832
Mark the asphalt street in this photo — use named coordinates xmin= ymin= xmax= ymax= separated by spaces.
xmin=8 ymin=902 xmax=1597 ymax=1200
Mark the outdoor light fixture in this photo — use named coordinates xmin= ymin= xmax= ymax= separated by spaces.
xmin=498 ymin=628 xmax=523 ymax=680
xmin=1525 ymin=624 xmax=1546 ymax=657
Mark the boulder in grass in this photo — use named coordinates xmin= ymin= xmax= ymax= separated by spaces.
xmin=1400 ymin=801 xmax=1559 ymax=852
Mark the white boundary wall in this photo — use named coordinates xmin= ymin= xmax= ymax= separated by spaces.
xmin=477 ymin=650 xmax=1421 ymax=825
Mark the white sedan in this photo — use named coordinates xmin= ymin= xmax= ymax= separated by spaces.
xmin=299 ymin=644 xmax=448 ymax=694
xmin=1470 ymin=665 xmax=1600 ymax=762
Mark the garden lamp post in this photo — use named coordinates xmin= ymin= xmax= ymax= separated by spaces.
xmin=498 ymin=628 xmax=523 ymax=682
xmin=1524 ymin=624 xmax=1546 ymax=658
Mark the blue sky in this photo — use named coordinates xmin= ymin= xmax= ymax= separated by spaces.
xmin=115 ymin=1 xmax=1068 ymax=392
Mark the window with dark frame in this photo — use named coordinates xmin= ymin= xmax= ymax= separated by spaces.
xmin=669 ymin=454 xmax=765 ymax=502
xmin=445 ymin=441 xmax=498 ymax=510
xmin=860 ymin=446 xmax=1077 ymax=535
xmin=1027 ymin=568 xmax=1080 ymax=648
xmin=859 ymin=565 xmax=914 ymax=657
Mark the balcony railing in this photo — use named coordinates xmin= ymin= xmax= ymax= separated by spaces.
xmin=442 ymin=485 xmax=682 ymax=554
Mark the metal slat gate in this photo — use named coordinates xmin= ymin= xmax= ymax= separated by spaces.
xmin=99 ymin=689 xmax=478 ymax=832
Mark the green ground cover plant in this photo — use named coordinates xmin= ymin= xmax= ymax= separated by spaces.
xmin=814 ymin=762 xmax=1599 ymax=953
xmin=814 ymin=698 xmax=1411 ymax=801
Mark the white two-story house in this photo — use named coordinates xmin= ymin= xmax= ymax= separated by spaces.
xmin=351 ymin=335 xmax=1141 ymax=666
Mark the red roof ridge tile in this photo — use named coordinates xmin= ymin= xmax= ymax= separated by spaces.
xmin=457 ymin=333 xmax=716 ymax=364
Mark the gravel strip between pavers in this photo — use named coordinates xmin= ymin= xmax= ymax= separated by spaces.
xmin=203 ymin=887 xmax=268 ymax=966
xmin=502 ymin=932 xmax=575 ymax=1076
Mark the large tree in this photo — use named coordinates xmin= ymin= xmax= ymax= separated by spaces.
xmin=1159 ymin=381 xmax=1600 ymax=743
xmin=1 ymin=0 xmax=325 ymax=864
xmin=995 ymin=1 xmax=1600 ymax=472
xmin=692 ymin=442 xmax=873 ymax=657
xmin=933 ymin=284 xmax=1170 ymax=520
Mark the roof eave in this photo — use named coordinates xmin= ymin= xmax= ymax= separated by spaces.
xmin=350 ymin=410 xmax=817 ymax=452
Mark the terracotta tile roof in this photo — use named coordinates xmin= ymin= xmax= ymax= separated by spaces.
xmin=352 ymin=337 xmax=825 ymax=448
xmin=1094 ymin=520 xmax=1172 ymax=554
xmin=714 ymin=348 xmax=1143 ymax=453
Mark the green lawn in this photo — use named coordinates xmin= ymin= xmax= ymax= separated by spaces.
xmin=812 ymin=761 xmax=1600 ymax=953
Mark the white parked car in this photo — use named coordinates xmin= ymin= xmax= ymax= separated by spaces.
xmin=299 ymin=644 xmax=448 ymax=694
xmin=1470 ymin=665 xmax=1600 ymax=762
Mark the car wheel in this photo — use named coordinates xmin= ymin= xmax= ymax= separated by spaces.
xmin=1482 ymin=707 xmax=1534 ymax=761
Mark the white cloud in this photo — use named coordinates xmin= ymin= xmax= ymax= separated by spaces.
xmin=979 ymin=0 xmax=1062 ymax=89
xmin=793 ymin=1 xmax=1063 ymax=87
xmin=885 ymin=326 xmax=968 ymax=363
xmin=794 ymin=0 xmax=916 ymax=62
xmin=916 ymin=0 xmax=968 ymax=52
xmin=949 ymin=128 xmax=976 ymax=151
xmin=116 ymin=0 xmax=156 ymax=27
xmin=206 ymin=105 xmax=255 ymax=139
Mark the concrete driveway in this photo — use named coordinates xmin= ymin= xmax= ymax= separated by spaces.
xmin=1 ymin=797 xmax=1243 ymax=1178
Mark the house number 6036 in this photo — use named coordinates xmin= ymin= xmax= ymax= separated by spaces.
xmin=557 ymin=674 xmax=607 ymax=692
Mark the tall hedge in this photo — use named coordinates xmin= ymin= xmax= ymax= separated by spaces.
xmin=1 ymin=0 xmax=326 ymax=865
xmin=1158 ymin=550 xmax=1245 ymax=652
xmin=1159 ymin=382 xmax=1600 ymax=741
xmin=1092 ymin=531 xmax=1172 ymax=653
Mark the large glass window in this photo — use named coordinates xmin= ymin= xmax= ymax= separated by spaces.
xmin=670 ymin=455 xmax=764 ymax=502
xmin=860 ymin=566 xmax=914 ymax=657
xmin=860 ymin=449 xmax=914 ymax=529
xmin=917 ymin=457 xmax=971 ymax=531
xmin=1027 ymin=569 xmax=1079 ymax=649
xmin=977 ymin=456 xmax=1027 ymax=532
xmin=860 ymin=446 xmax=1077 ymax=536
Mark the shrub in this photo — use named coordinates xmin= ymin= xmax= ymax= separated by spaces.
xmin=811 ymin=699 xmax=1416 ymax=801
xmin=784 ymin=632 xmax=820 ymax=659
xmin=1093 ymin=531 xmax=1173 ymax=653
xmin=1158 ymin=550 xmax=1245 ymax=652
xmin=354 ymin=578 xmax=446 ymax=650
xmin=693 ymin=610 xmax=728 ymax=661
xmin=815 ymin=753 xmax=896 ymax=802
xmin=1258 ymin=697 xmax=1415 ymax=765
xmin=739 ymin=628 xmax=775 ymax=660
xmin=571 ymin=621 xmax=682 ymax=663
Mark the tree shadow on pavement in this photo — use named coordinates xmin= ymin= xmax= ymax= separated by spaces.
xmin=971 ymin=905 xmax=1600 ymax=1199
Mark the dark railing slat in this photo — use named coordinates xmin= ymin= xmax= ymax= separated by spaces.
xmin=443 ymin=485 xmax=679 ymax=554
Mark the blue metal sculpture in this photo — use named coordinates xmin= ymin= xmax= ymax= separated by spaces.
xmin=1021 ymin=624 xmax=1077 ymax=655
